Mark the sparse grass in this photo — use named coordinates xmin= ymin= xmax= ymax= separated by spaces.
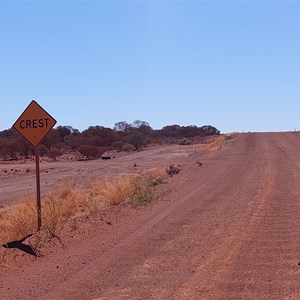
xmin=87 ymin=175 xmax=139 ymax=211
xmin=178 ymin=138 xmax=191 ymax=145
xmin=0 ymin=168 xmax=168 ymax=246
xmin=224 ymin=132 xmax=239 ymax=140
xmin=28 ymin=231 xmax=50 ymax=256
xmin=0 ymin=196 xmax=37 ymax=245
xmin=130 ymin=170 xmax=166 ymax=207
xmin=203 ymin=136 xmax=225 ymax=152
xmin=187 ymin=133 xmax=238 ymax=154
xmin=205 ymin=133 xmax=237 ymax=151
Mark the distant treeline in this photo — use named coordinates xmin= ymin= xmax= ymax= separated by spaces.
xmin=0 ymin=120 xmax=220 ymax=160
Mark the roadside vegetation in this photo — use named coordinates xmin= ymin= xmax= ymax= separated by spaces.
xmin=0 ymin=133 xmax=235 ymax=249
xmin=186 ymin=132 xmax=238 ymax=154
xmin=0 ymin=120 xmax=223 ymax=253
xmin=0 ymin=168 xmax=168 ymax=247
xmin=0 ymin=120 xmax=220 ymax=161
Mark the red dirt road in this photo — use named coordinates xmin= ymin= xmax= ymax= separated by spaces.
xmin=1 ymin=132 xmax=300 ymax=299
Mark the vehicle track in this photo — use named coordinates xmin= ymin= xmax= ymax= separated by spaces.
xmin=1 ymin=132 xmax=299 ymax=299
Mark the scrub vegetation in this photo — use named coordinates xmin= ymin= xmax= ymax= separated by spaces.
xmin=0 ymin=120 xmax=222 ymax=251
xmin=0 ymin=168 xmax=168 ymax=246
xmin=0 ymin=120 xmax=220 ymax=161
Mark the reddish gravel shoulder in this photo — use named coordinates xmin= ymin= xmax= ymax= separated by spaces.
xmin=1 ymin=132 xmax=300 ymax=300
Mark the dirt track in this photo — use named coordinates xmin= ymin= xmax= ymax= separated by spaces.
xmin=1 ymin=132 xmax=300 ymax=299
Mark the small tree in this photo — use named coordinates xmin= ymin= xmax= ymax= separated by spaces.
xmin=1 ymin=139 xmax=19 ymax=160
xmin=39 ymin=144 xmax=48 ymax=157
xmin=125 ymin=131 xmax=147 ymax=150
xmin=113 ymin=121 xmax=134 ymax=134
xmin=78 ymin=145 xmax=101 ymax=160
xmin=47 ymin=148 xmax=62 ymax=161
xmin=17 ymin=137 xmax=34 ymax=158
xmin=56 ymin=126 xmax=71 ymax=142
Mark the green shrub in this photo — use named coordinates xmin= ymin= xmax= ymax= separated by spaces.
xmin=178 ymin=138 xmax=191 ymax=145
xmin=121 ymin=143 xmax=136 ymax=152
xmin=78 ymin=145 xmax=101 ymax=160
xmin=125 ymin=131 xmax=148 ymax=149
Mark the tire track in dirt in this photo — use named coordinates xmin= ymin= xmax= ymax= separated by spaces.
xmin=175 ymin=134 xmax=276 ymax=299
xmin=1 ymin=133 xmax=299 ymax=300
xmin=175 ymin=133 xmax=300 ymax=300
xmin=84 ymin=133 xmax=299 ymax=300
xmin=32 ymin=137 xmax=245 ymax=299
xmin=41 ymin=133 xmax=285 ymax=300
xmin=226 ymin=133 xmax=300 ymax=300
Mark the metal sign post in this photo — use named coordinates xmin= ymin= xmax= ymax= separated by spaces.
xmin=13 ymin=100 xmax=56 ymax=231
xmin=35 ymin=145 xmax=42 ymax=231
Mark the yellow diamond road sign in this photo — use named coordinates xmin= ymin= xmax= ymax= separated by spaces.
xmin=13 ymin=100 xmax=57 ymax=147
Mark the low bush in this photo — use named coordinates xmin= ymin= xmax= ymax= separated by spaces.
xmin=121 ymin=143 xmax=136 ymax=152
xmin=178 ymin=138 xmax=191 ymax=145
xmin=166 ymin=164 xmax=180 ymax=176
xmin=47 ymin=148 xmax=62 ymax=161
xmin=78 ymin=145 xmax=101 ymax=160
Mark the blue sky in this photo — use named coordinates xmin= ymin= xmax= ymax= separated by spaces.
xmin=1 ymin=1 xmax=300 ymax=133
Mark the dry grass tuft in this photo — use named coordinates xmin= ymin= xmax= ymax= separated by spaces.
xmin=0 ymin=168 xmax=168 ymax=246
xmin=203 ymin=136 xmax=225 ymax=152
xmin=0 ymin=196 xmax=37 ymax=245
xmin=187 ymin=133 xmax=238 ymax=154
xmin=224 ymin=132 xmax=239 ymax=140
xmin=87 ymin=175 xmax=139 ymax=211
xmin=203 ymin=133 xmax=238 ymax=152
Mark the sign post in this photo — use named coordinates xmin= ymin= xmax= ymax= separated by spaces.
xmin=35 ymin=145 xmax=42 ymax=230
xmin=13 ymin=100 xmax=56 ymax=231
